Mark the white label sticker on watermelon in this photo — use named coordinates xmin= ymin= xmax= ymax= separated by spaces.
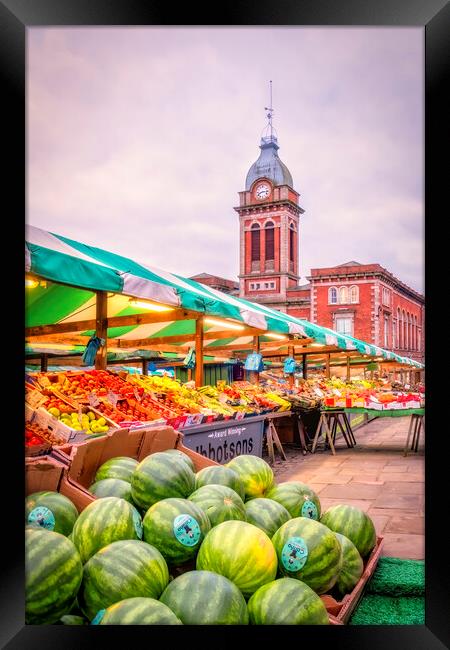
xmin=28 ymin=506 xmax=55 ymax=531
xmin=301 ymin=500 xmax=318 ymax=520
xmin=132 ymin=507 xmax=143 ymax=539
xmin=173 ymin=514 xmax=201 ymax=547
xmin=281 ymin=537 xmax=308 ymax=572
xmin=91 ymin=609 xmax=106 ymax=625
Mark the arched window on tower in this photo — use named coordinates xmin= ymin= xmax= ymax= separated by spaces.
xmin=251 ymin=223 xmax=260 ymax=262
xmin=413 ymin=315 xmax=417 ymax=350
xmin=403 ymin=310 xmax=407 ymax=350
xmin=339 ymin=286 xmax=349 ymax=304
xmin=265 ymin=221 xmax=274 ymax=261
xmin=350 ymin=286 xmax=359 ymax=303
xmin=397 ymin=308 xmax=402 ymax=349
xmin=329 ymin=287 xmax=338 ymax=304
xmin=289 ymin=223 xmax=295 ymax=263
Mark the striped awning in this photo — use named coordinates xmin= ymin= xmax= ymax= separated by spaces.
xmin=25 ymin=226 xmax=424 ymax=369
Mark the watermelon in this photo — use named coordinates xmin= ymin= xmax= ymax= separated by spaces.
xmin=266 ymin=481 xmax=321 ymax=520
xmin=71 ymin=497 xmax=143 ymax=563
xmin=195 ymin=466 xmax=245 ymax=500
xmin=188 ymin=485 xmax=246 ymax=527
xmin=244 ymin=498 xmax=291 ymax=538
xmin=25 ymin=491 xmax=79 ymax=536
xmin=161 ymin=448 xmax=195 ymax=472
xmin=89 ymin=478 xmax=134 ymax=504
xmin=248 ymin=577 xmax=329 ymax=625
xmin=160 ymin=570 xmax=249 ymax=625
xmin=78 ymin=539 xmax=169 ymax=620
xmin=143 ymin=497 xmax=211 ymax=566
xmin=131 ymin=452 xmax=195 ymax=510
xmin=226 ymin=455 xmax=274 ymax=499
xmin=26 ymin=527 xmax=83 ymax=624
xmin=271 ymin=517 xmax=342 ymax=594
xmin=334 ymin=533 xmax=364 ymax=596
xmin=320 ymin=504 xmax=377 ymax=558
xmin=93 ymin=597 xmax=182 ymax=625
xmin=59 ymin=615 xmax=86 ymax=625
xmin=196 ymin=520 xmax=278 ymax=598
xmin=94 ymin=456 xmax=138 ymax=483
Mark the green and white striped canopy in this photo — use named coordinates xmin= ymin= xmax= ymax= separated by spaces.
xmin=25 ymin=226 xmax=423 ymax=369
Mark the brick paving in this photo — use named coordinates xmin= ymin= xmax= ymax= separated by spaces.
xmin=266 ymin=416 xmax=424 ymax=559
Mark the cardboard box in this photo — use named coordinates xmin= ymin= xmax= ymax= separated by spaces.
xmin=35 ymin=404 xmax=119 ymax=445
xmin=51 ymin=425 xmax=219 ymax=512
xmin=25 ymin=455 xmax=66 ymax=495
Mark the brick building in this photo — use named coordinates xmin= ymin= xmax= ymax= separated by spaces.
xmin=192 ymin=121 xmax=425 ymax=363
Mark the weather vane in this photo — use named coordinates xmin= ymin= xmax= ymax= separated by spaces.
xmin=264 ymin=80 xmax=274 ymax=138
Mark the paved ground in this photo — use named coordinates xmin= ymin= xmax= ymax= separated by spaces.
xmin=266 ymin=416 xmax=424 ymax=559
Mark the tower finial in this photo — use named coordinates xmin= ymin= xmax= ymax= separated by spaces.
xmin=264 ymin=80 xmax=274 ymax=138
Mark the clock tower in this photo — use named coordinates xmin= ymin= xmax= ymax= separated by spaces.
xmin=235 ymin=93 xmax=304 ymax=311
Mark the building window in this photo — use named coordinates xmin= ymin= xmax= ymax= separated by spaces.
xmin=413 ymin=315 xmax=417 ymax=350
xmin=264 ymin=282 xmax=269 ymax=289
xmin=271 ymin=282 xmax=275 ymax=288
xmin=417 ymin=328 xmax=421 ymax=352
xmin=328 ymin=287 xmax=338 ymax=304
xmin=350 ymin=285 xmax=359 ymax=304
xmin=339 ymin=286 xmax=349 ymax=304
xmin=403 ymin=310 xmax=407 ymax=349
xmin=397 ymin=308 xmax=402 ymax=349
xmin=382 ymin=288 xmax=390 ymax=306
xmin=335 ymin=315 xmax=353 ymax=336
xmin=265 ymin=221 xmax=274 ymax=261
xmin=392 ymin=319 xmax=396 ymax=348
xmin=255 ymin=283 xmax=260 ymax=290
xmin=384 ymin=315 xmax=389 ymax=348
xmin=289 ymin=223 xmax=295 ymax=262
xmin=251 ymin=223 xmax=260 ymax=262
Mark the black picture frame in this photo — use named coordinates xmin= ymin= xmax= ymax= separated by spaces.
xmin=2 ymin=0 xmax=448 ymax=646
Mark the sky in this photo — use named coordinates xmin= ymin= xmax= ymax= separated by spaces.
xmin=27 ymin=27 xmax=424 ymax=294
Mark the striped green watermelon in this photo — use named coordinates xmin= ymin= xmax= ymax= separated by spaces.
xmin=248 ymin=577 xmax=329 ymax=625
xmin=143 ymin=497 xmax=211 ymax=566
xmin=59 ymin=614 xmax=87 ymax=625
xmin=25 ymin=491 xmax=79 ymax=536
xmin=71 ymin=497 xmax=143 ymax=563
xmin=93 ymin=597 xmax=182 ymax=625
xmin=226 ymin=455 xmax=274 ymax=499
xmin=271 ymin=517 xmax=342 ymax=594
xmin=26 ymin=527 xmax=83 ymax=624
xmin=160 ymin=570 xmax=248 ymax=625
xmin=89 ymin=478 xmax=134 ymax=504
xmin=195 ymin=465 xmax=245 ymax=500
xmin=78 ymin=539 xmax=169 ymax=620
xmin=244 ymin=498 xmax=291 ymax=538
xmin=188 ymin=485 xmax=246 ymax=527
xmin=320 ymin=504 xmax=376 ymax=557
xmin=131 ymin=452 xmax=195 ymax=510
xmin=334 ymin=533 xmax=364 ymax=596
xmin=196 ymin=520 xmax=278 ymax=598
xmin=266 ymin=481 xmax=321 ymax=520
xmin=161 ymin=448 xmax=195 ymax=472
xmin=94 ymin=456 xmax=138 ymax=483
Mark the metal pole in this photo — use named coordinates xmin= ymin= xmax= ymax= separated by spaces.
xmin=95 ymin=290 xmax=108 ymax=370
xmin=195 ymin=316 xmax=204 ymax=388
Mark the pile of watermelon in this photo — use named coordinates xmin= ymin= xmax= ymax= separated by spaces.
xmin=25 ymin=451 xmax=377 ymax=625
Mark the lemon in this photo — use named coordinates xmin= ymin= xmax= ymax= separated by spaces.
xmin=97 ymin=417 xmax=106 ymax=426
xmin=88 ymin=411 xmax=96 ymax=421
xmin=48 ymin=407 xmax=60 ymax=418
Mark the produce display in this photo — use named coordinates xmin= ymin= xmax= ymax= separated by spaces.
xmin=25 ymin=451 xmax=380 ymax=625
xmin=26 ymin=491 xmax=79 ymax=536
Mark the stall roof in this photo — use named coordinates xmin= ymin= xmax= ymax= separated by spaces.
xmin=25 ymin=226 xmax=424 ymax=369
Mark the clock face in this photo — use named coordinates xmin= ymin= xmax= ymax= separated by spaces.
xmin=254 ymin=182 xmax=271 ymax=200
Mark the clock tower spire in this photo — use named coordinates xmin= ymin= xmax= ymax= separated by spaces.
xmin=235 ymin=86 xmax=304 ymax=311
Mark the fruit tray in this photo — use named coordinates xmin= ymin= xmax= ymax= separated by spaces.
xmin=320 ymin=535 xmax=384 ymax=624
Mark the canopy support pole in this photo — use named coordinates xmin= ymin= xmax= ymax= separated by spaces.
xmin=142 ymin=359 xmax=149 ymax=376
xmin=195 ymin=316 xmax=204 ymax=388
xmin=41 ymin=354 xmax=48 ymax=372
xmin=95 ymin=290 xmax=108 ymax=370
xmin=325 ymin=353 xmax=330 ymax=379
xmin=302 ymin=354 xmax=307 ymax=380
xmin=346 ymin=355 xmax=351 ymax=382
xmin=250 ymin=336 xmax=260 ymax=384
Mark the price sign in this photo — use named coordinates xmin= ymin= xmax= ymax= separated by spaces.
xmin=134 ymin=388 xmax=142 ymax=402
xmin=77 ymin=404 xmax=84 ymax=426
xmin=107 ymin=391 xmax=119 ymax=408
xmin=88 ymin=392 xmax=100 ymax=407
xmin=26 ymin=389 xmax=47 ymax=409
xmin=314 ymin=388 xmax=324 ymax=398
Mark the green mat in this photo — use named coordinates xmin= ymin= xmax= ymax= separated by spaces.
xmin=350 ymin=557 xmax=425 ymax=625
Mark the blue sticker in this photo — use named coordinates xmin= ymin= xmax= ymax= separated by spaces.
xmin=173 ymin=514 xmax=201 ymax=547
xmin=132 ymin=507 xmax=143 ymax=539
xmin=28 ymin=506 xmax=55 ymax=531
xmin=301 ymin=500 xmax=318 ymax=520
xmin=281 ymin=537 xmax=308 ymax=572
xmin=91 ymin=609 xmax=106 ymax=625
